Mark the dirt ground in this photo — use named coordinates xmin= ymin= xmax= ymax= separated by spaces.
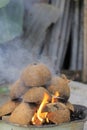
xmin=0 ymin=81 xmax=87 ymax=130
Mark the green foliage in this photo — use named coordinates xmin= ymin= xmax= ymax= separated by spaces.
xmin=0 ymin=0 xmax=24 ymax=43
xmin=0 ymin=0 xmax=10 ymax=8
xmin=0 ymin=85 xmax=9 ymax=94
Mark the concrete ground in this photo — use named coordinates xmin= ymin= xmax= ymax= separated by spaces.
xmin=69 ymin=81 xmax=87 ymax=130
xmin=0 ymin=81 xmax=87 ymax=130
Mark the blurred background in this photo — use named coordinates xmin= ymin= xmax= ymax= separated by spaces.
xmin=0 ymin=0 xmax=86 ymax=85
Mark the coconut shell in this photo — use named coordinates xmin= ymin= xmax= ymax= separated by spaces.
xmin=47 ymin=76 xmax=70 ymax=101
xmin=46 ymin=102 xmax=70 ymax=124
xmin=9 ymin=102 xmax=35 ymax=125
xmin=23 ymin=87 xmax=51 ymax=104
xmin=21 ymin=63 xmax=51 ymax=87
xmin=47 ymin=109 xmax=70 ymax=124
xmin=45 ymin=102 xmax=67 ymax=112
xmin=65 ymin=101 xmax=74 ymax=112
xmin=0 ymin=100 xmax=20 ymax=117
xmin=10 ymin=79 xmax=29 ymax=100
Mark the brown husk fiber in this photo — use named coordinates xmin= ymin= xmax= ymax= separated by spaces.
xmin=9 ymin=102 xmax=35 ymax=125
xmin=47 ymin=109 xmax=70 ymax=124
xmin=47 ymin=76 xmax=70 ymax=101
xmin=23 ymin=87 xmax=51 ymax=104
xmin=0 ymin=63 xmax=73 ymax=126
xmin=10 ymin=79 xmax=29 ymax=100
xmin=46 ymin=102 xmax=70 ymax=124
xmin=65 ymin=101 xmax=74 ymax=112
xmin=0 ymin=100 xmax=20 ymax=117
xmin=21 ymin=63 xmax=51 ymax=87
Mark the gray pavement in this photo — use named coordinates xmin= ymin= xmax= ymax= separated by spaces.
xmin=69 ymin=81 xmax=87 ymax=130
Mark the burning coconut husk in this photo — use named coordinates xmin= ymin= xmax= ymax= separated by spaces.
xmin=20 ymin=63 xmax=52 ymax=87
xmin=31 ymin=93 xmax=71 ymax=126
xmin=0 ymin=63 xmax=76 ymax=126
xmin=23 ymin=87 xmax=51 ymax=104
xmin=47 ymin=76 xmax=70 ymax=102
xmin=46 ymin=102 xmax=70 ymax=124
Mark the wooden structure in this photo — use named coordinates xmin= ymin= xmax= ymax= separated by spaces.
xmin=23 ymin=0 xmax=85 ymax=81
xmin=83 ymin=0 xmax=87 ymax=82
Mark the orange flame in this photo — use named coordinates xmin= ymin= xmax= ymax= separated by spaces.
xmin=32 ymin=91 xmax=59 ymax=125
xmin=52 ymin=91 xmax=59 ymax=103
xmin=32 ymin=93 xmax=50 ymax=125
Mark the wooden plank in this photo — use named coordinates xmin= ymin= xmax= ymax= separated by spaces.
xmin=61 ymin=0 xmax=73 ymax=69
xmin=70 ymin=0 xmax=79 ymax=70
xmin=55 ymin=0 xmax=71 ymax=73
xmin=82 ymin=0 xmax=87 ymax=82
xmin=77 ymin=0 xmax=83 ymax=70
xmin=41 ymin=0 xmax=66 ymax=71
xmin=49 ymin=0 xmax=66 ymax=65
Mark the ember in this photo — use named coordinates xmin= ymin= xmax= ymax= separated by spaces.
xmin=0 ymin=63 xmax=86 ymax=127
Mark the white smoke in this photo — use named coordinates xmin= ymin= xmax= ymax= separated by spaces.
xmin=0 ymin=39 xmax=54 ymax=84
xmin=0 ymin=0 xmax=55 ymax=84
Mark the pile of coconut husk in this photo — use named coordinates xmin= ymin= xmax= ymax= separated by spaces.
xmin=0 ymin=63 xmax=75 ymax=126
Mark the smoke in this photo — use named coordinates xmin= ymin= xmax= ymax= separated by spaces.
xmin=0 ymin=38 xmax=54 ymax=84
xmin=0 ymin=0 xmax=55 ymax=84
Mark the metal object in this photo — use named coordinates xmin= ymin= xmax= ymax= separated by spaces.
xmin=0 ymin=105 xmax=87 ymax=130
xmin=0 ymin=119 xmax=87 ymax=130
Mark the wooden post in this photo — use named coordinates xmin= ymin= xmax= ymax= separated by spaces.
xmin=70 ymin=0 xmax=79 ymax=70
xmin=56 ymin=0 xmax=71 ymax=72
xmin=82 ymin=0 xmax=87 ymax=82
xmin=77 ymin=0 xmax=83 ymax=70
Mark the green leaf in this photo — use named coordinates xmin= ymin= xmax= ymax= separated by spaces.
xmin=0 ymin=0 xmax=10 ymax=8
xmin=0 ymin=0 xmax=24 ymax=43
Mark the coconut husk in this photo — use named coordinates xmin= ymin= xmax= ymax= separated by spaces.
xmin=46 ymin=102 xmax=70 ymax=124
xmin=10 ymin=79 xmax=29 ymax=100
xmin=9 ymin=102 xmax=35 ymax=125
xmin=21 ymin=63 xmax=51 ymax=87
xmin=65 ymin=101 xmax=74 ymax=112
xmin=47 ymin=109 xmax=70 ymax=124
xmin=44 ymin=102 xmax=67 ymax=112
xmin=0 ymin=100 xmax=20 ymax=117
xmin=47 ymin=76 xmax=70 ymax=101
xmin=23 ymin=87 xmax=51 ymax=104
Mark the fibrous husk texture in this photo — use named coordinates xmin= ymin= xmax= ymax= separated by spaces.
xmin=23 ymin=87 xmax=51 ymax=104
xmin=0 ymin=63 xmax=73 ymax=126
xmin=9 ymin=102 xmax=35 ymax=125
xmin=47 ymin=76 xmax=70 ymax=101
xmin=43 ymin=102 xmax=70 ymax=124
xmin=10 ymin=79 xmax=29 ymax=100
xmin=0 ymin=100 xmax=20 ymax=117
xmin=21 ymin=63 xmax=52 ymax=87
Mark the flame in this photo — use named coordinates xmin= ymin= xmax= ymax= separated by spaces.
xmin=32 ymin=91 xmax=59 ymax=125
xmin=32 ymin=93 xmax=50 ymax=125
xmin=52 ymin=91 xmax=59 ymax=103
